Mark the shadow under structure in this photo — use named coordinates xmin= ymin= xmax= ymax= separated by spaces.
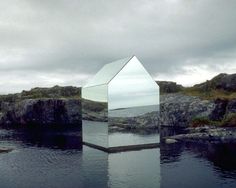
xmin=82 ymin=55 xmax=160 ymax=152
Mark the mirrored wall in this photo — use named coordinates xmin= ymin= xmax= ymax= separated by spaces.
xmin=82 ymin=56 xmax=160 ymax=149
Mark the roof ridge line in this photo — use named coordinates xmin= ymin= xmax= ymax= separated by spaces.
xmin=107 ymin=55 xmax=135 ymax=84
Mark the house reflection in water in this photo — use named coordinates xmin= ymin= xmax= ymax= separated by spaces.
xmin=82 ymin=146 xmax=160 ymax=188
xmin=82 ymin=55 xmax=160 ymax=151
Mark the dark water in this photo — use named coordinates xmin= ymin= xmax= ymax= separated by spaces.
xmin=1 ymin=127 xmax=236 ymax=188
xmin=161 ymin=142 xmax=236 ymax=188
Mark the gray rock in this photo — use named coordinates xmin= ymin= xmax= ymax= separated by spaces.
xmin=168 ymin=127 xmax=236 ymax=143
xmin=158 ymin=94 xmax=215 ymax=127
xmin=165 ymin=138 xmax=178 ymax=144
xmin=227 ymin=99 xmax=236 ymax=113
xmin=209 ymin=98 xmax=228 ymax=121
xmin=156 ymin=81 xmax=183 ymax=94
xmin=0 ymin=147 xmax=13 ymax=153
xmin=194 ymin=73 xmax=236 ymax=92
xmin=0 ymin=99 xmax=81 ymax=126
xmin=216 ymin=73 xmax=236 ymax=91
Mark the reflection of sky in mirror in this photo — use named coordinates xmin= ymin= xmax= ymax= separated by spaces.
xmin=84 ymin=56 xmax=132 ymax=87
xmin=82 ymin=84 xmax=108 ymax=102
xmin=82 ymin=120 xmax=108 ymax=148
xmin=109 ymin=57 xmax=159 ymax=109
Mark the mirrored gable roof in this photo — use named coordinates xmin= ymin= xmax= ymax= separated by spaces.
xmin=84 ymin=56 xmax=134 ymax=87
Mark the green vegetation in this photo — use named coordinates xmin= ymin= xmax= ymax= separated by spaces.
xmin=191 ymin=113 xmax=236 ymax=127
xmin=0 ymin=85 xmax=81 ymax=103
xmin=181 ymin=73 xmax=236 ymax=100
xmin=221 ymin=113 xmax=236 ymax=127
xmin=190 ymin=117 xmax=220 ymax=127
xmin=182 ymin=87 xmax=236 ymax=100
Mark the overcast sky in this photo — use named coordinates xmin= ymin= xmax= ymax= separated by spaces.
xmin=1 ymin=0 xmax=236 ymax=94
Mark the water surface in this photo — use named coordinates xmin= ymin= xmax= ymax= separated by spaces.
xmin=1 ymin=127 xmax=236 ymax=188
xmin=0 ymin=127 xmax=160 ymax=188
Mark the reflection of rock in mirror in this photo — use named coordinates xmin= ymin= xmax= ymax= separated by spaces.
xmin=108 ymin=105 xmax=159 ymax=129
xmin=82 ymin=99 xmax=108 ymax=122
xmin=82 ymin=55 xmax=160 ymax=151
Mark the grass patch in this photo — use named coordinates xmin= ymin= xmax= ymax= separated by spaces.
xmin=221 ymin=113 xmax=236 ymax=127
xmin=191 ymin=113 xmax=236 ymax=127
xmin=0 ymin=86 xmax=81 ymax=103
xmin=190 ymin=117 xmax=219 ymax=127
xmin=182 ymin=88 xmax=236 ymax=100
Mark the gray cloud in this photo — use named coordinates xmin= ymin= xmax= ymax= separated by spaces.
xmin=1 ymin=0 xmax=236 ymax=93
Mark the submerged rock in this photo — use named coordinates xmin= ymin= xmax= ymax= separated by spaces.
xmin=0 ymin=147 xmax=13 ymax=153
xmin=167 ymin=127 xmax=236 ymax=143
xmin=165 ymin=138 xmax=178 ymax=144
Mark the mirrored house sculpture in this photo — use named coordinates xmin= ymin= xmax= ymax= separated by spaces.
xmin=82 ymin=55 xmax=160 ymax=151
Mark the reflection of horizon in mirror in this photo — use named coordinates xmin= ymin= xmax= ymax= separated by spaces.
xmin=108 ymin=104 xmax=159 ymax=118
xmin=82 ymin=84 xmax=108 ymax=103
xmin=108 ymin=57 xmax=159 ymax=110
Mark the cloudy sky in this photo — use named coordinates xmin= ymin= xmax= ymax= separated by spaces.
xmin=1 ymin=0 xmax=236 ymax=94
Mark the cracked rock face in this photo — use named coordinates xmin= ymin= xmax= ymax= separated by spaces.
xmin=158 ymin=94 xmax=215 ymax=127
xmin=0 ymin=99 xmax=81 ymax=127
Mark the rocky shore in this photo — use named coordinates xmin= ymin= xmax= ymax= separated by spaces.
xmin=0 ymin=92 xmax=235 ymax=129
xmin=0 ymin=73 xmax=235 ymax=144
xmin=166 ymin=126 xmax=236 ymax=144
xmin=0 ymin=99 xmax=81 ymax=127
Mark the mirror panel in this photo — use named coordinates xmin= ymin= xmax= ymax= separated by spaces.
xmin=82 ymin=84 xmax=108 ymax=148
xmin=108 ymin=57 xmax=159 ymax=147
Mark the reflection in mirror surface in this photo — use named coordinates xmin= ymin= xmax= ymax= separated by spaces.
xmin=82 ymin=56 xmax=160 ymax=149
xmin=108 ymin=56 xmax=159 ymax=110
xmin=82 ymin=84 xmax=108 ymax=147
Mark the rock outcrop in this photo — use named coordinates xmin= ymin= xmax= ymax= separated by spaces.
xmin=209 ymin=98 xmax=228 ymax=121
xmin=156 ymin=81 xmax=183 ymax=94
xmin=159 ymin=94 xmax=215 ymax=127
xmin=193 ymin=73 xmax=236 ymax=92
xmin=0 ymin=99 xmax=81 ymax=127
